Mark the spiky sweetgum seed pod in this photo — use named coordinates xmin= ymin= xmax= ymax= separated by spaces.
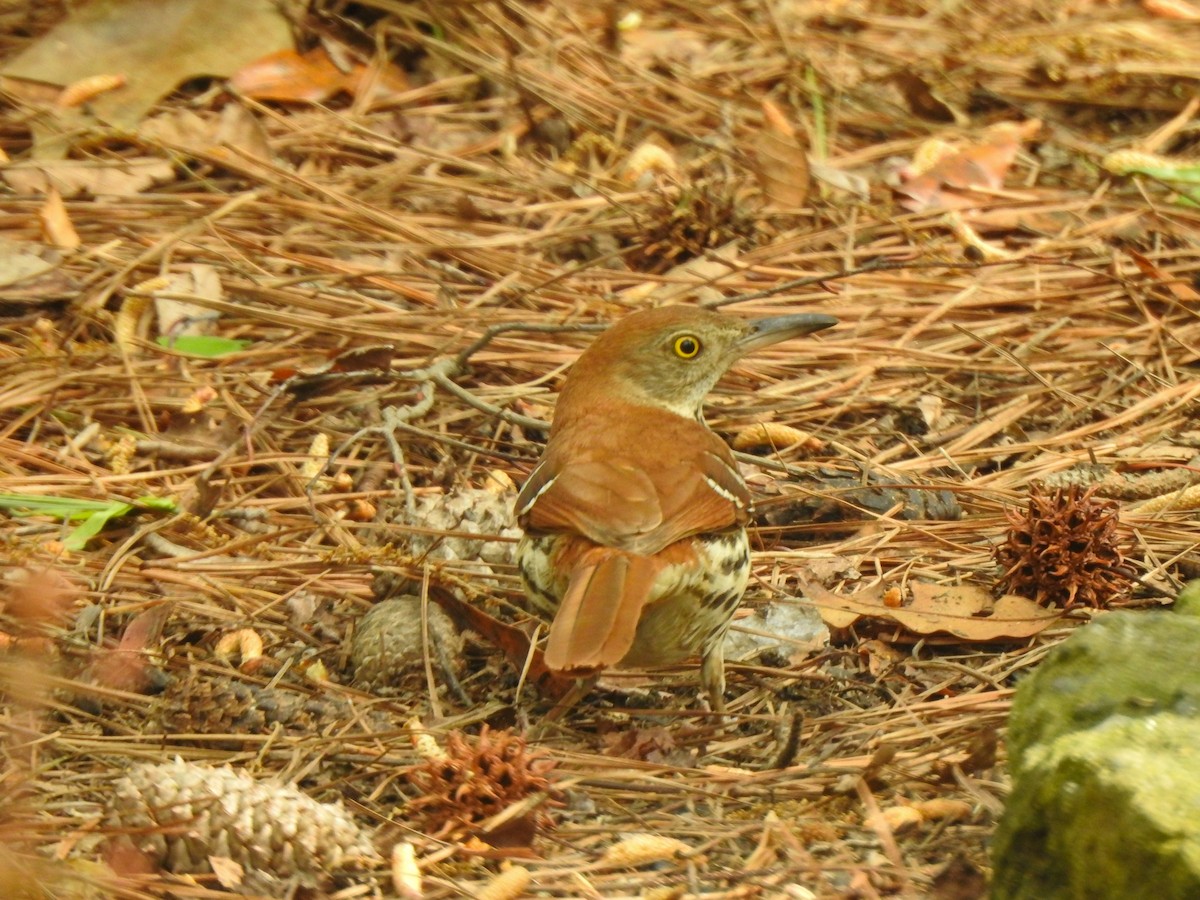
xmin=105 ymin=758 xmax=379 ymax=880
xmin=994 ymin=483 xmax=1131 ymax=609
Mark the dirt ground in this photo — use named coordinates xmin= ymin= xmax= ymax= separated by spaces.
xmin=3 ymin=0 xmax=1200 ymax=897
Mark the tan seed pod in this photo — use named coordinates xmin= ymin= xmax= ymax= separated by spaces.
xmin=57 ymin=73 xmax=126 ymax=107
xmin=913 ymin=798 xmax=972 ymax=823
xmin=732 ymin=422 xmax=824 ymax=452
xmin=391 ymin=841 xmax=421 ymax=899
xmin=214 ymin=628 xmax=264 ymax=666
xmin=407 ymin=716 xmax=449 ymax=762
xmin=474 ymin=865 xmax=532 ymax=900
xmin=601 ymin=834 xmax=690 ymax=868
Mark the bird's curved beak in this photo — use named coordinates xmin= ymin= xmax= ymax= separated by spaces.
xmin=737 ymin=313 xmax=838 ymax=355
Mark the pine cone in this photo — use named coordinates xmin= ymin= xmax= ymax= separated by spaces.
xmin=351 ymin=595 xmax=463 ymax=692
xmin=150 ymin=675 xmax=381 ymax=742
xmin=105 ymin=759 xmax=379 ymax=881
xmin=393 ymin=476 xmax=521 ymax=572
xmin=994 ymin=483 xmax=1132 ymax=608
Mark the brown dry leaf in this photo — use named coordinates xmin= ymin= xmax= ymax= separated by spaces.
xmin=2 ymin=159 xmax=175 ymax=197
xmin=229 ymin=47 xmax=407 ymax=103
xmin=5 ymin=568 xmax=78 ymax=627
xmin=801 ymin=579 xmax=1062 ymax=640
xmin=895 ymin=119 xmax=1041 ymax=212
xmin=151 ymin=264 xmax=224 ymax=340
xmin=753 ymin=98 xmax=810 ymax=209
xmin=139 ymin=104 xmax=273 ymax=172
xmin=620 ymin=28 xmax=708 ymax=71
xmin=1 ymin=0 xmax=292 ymax=130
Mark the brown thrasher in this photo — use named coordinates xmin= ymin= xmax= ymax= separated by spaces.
xmin=515 ymin=305 xmax=836 ymax=711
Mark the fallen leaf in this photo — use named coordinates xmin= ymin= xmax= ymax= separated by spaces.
xmin=895 ymin=119 xmax=1041 ymax=212
xmin=150 ymin=264 xmax=224 ymax=339
xmin=229 ymin=47 xmax=355 ymax=102
xmin=1 ymin=0 xmax=292 ymax=130
xmin=90 ymin=604 xmax=170 ymax=693
xmin=229 ymin=46 xmax=407 ymax=104
xmin=753 ymin=98 xmax=810 ymax=209
xmin=2 ymin=159 xmax=175 ymax=197
xmin=620 ymin=28 xmax=708 ymax=71
xmin=800 ymin=579 xmax=1063 ymax=640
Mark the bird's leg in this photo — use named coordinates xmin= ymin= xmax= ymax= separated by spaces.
xmin=526 ymin=676 xmax=599 ymax=739
xmin=700 ymin=643 xmax=727 ymax=716
xmin=541 ymin=675 xmax=598 ymax=722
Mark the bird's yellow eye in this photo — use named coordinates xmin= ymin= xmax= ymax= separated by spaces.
xmin=673 ymin=335 xmax=702 ymax=359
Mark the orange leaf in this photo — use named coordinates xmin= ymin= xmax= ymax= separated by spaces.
xmin=229 ymin=48 xmax=354 ymax=102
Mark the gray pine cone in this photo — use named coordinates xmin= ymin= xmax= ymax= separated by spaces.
xmin=105 ymin=758 xmax=379 ymax=881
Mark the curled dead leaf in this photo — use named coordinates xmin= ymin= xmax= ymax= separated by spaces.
xmin=874 ymin=805 xmax=924 ymax=833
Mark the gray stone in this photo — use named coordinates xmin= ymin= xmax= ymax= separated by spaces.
xmin=992 ymin=584 xmax=1200 ymax=899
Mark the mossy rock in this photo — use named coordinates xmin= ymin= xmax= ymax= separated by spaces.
xmin=993 ymin=583 xmax=1200 ymax=900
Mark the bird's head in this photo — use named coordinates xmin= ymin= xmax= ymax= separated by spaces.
xmin=558 ymin=305 xmax=837 ymax=421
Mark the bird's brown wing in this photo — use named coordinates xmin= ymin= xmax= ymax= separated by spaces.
xmin=518 ymin=447 xmax=747 ymax=553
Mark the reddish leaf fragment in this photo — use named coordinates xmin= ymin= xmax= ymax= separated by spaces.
xmin=90 ymin=604 xmax=170 ymax=693
xmin=1128 ymin=249 xmax=1200 ymax=302
xmin=229 ymin=47 xmax=407 ymax=104
xmin=896 ymin=119 xmax=1041 ymax=212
